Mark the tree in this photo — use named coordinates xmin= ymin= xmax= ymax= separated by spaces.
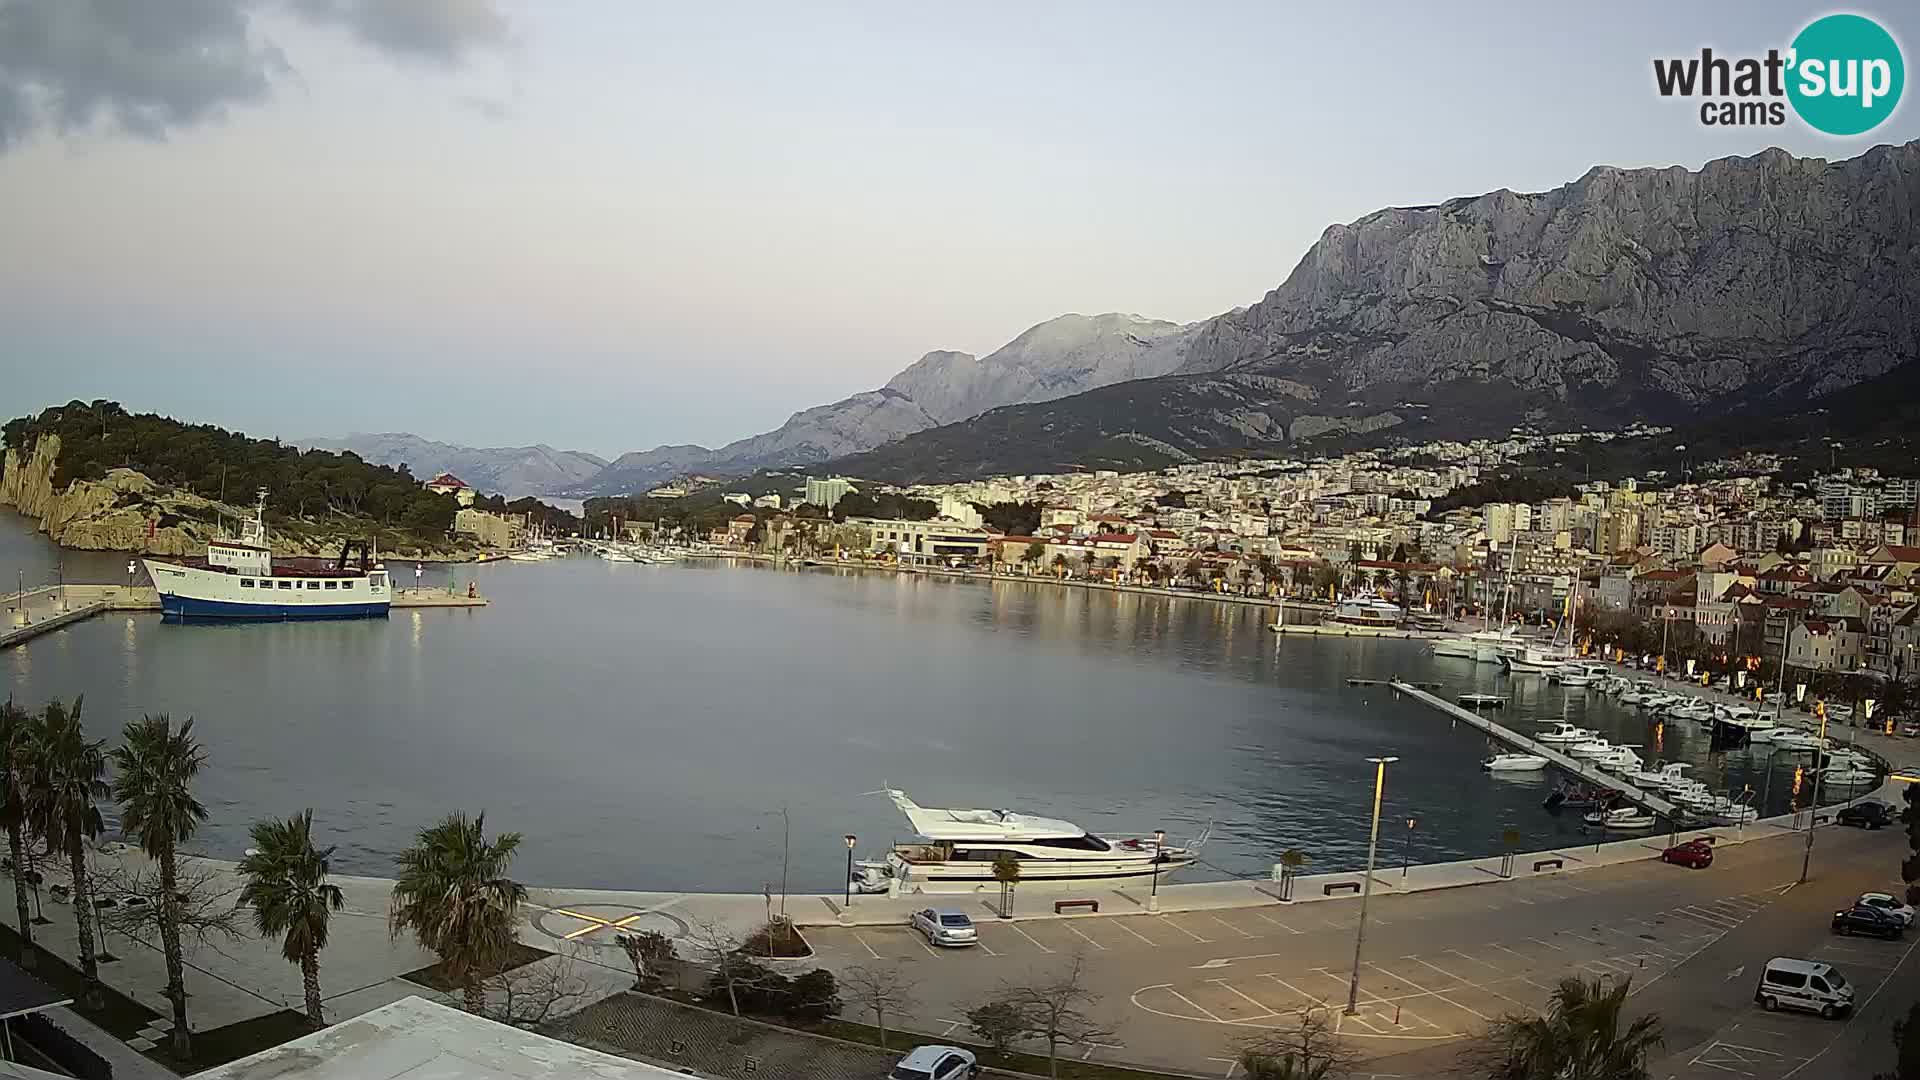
xmin=24 ymin=698 xmax=108 ymax=1009
xmin=1051 ymin=553 xmax=1068 ymax=578
xmin=615 ymin=929 xmax=676 ymax=991
xmin=388 ymin=812 xmax=528 ymax=1014
xmin=110 ymin=714 xmax=208 ymax=1055
xmin=1465 ymin=976 xmax=1663 ymax=1080
xmin=238 ymin=810 xmax=346 ymax=1026
xmin=992 ymin=851 xmax=1021 ymax=917
xmin=787 ymin=968 xmax=842 ymax=1023
xmin=0 ymin=699 xmax=37 ymax=969
xmin=967 ymin=999 xmax=1027 ymax=1058
xmin=993 ymin=953 xmax=1119 ymax=1079
xmin=842 ymin=963 xmax=917 ymax=1049
xmin=1874 ymin=1000 xmax=1920 ymax=1080
xmin=1023 ymin=542 xmax=1046 ymax=571
xmin=480 ymin=945 xmax=593 ymax=1029
xmin=1237 ymin=1006 xmax=1358 ymax=1079
xmin=687 ymin=918 xmax=755 ymax=1018
xmin=1903 ymin=783 xmax=1920 ymax=906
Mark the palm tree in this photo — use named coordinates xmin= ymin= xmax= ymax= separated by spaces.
xmin=1473 ymin=976 xmax=1663 ymax=1079
xmin=25 ymin=698 xmax=108 ymax=1008
xmin=389 ymin=812 xmax=527 ymax=1013
xmin=239 ymin=811 xmax=345 ymax=1027
xmin=111 ymin=714 xmax=208 ymax=1055
xmin=0 ymin=699 xmax=37 ymax=970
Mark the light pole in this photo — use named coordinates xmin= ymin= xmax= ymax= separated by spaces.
xmin=843 ymin=834 xmax=857 ymax=908
xmin=1800 ymin=711 xmax=1830 ymax=885
xmin=1149 ymin=829 xmax=1166 ymax=913
xmin=1346 ymin=755 xmax=1398 ymax=1016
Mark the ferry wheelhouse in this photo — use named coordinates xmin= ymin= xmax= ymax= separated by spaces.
xmin=143 ymin=493 xmax=390 ymax=621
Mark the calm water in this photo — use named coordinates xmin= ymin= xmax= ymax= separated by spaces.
xmin=0 ymin=511 xmax=1840 ymax=893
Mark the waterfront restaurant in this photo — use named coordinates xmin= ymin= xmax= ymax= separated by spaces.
xmin=852 ymin=516 xmax=993 ymax=566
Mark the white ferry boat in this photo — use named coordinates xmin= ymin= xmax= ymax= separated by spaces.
xmin=143 ymin=493 xmax=391 ymax=621
xmin=879 ymin=789 xmax=1204 ymax=886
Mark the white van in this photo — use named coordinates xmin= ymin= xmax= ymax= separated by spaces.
xmin=1755 ymin=957 xmax=1854 ymax=1018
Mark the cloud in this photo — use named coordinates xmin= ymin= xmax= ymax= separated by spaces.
xmin=0 ymin=0 xmax=288 ymax=150
xmin=288 ymin=0 xmax=508 ymax=66
xmin=457 ymin=95 xmax=508 ymax=122
xmin=0 ymin=0 xmax=510 ymax=153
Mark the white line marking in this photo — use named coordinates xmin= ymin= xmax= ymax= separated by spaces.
xmin=1110 ymin=919 xmax=1159 ymax=947
xmin=1209 ymin=979 xmax=1280 ymax=1018
xmin=1381 ymin=961 xmax=1490 ymax=1021
xmin=1445 ymin=948 xmax=1502 ymax=972
xmin=1409 ymin=956 xmax=1528 ymax=1011
xmin=852 ymin=932 xmax=881 ymax=960
xmin=1005 ymin=922 xmax=1055 ymax=954
xmin=1206 ymin=913 xmax=1258 ymax=939
xmin=1165 ymin=986 xmax=1226 ymax=1022
xmin=1265 ymin=974 xmax=1328 ymax=1006
xmin=1526 ymin=937 xmax=1566 ymax=952
xmin=1251 ymin=910 xmax=1304 ymax=935
xmin=1163 ymin=917 xmax=1213 ymax=943
xmin=1062 ymin=922 xmax=1107 ymax=951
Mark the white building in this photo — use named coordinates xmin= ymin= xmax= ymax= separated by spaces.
xmin=803 ymin=476 xmax=856 ymax=509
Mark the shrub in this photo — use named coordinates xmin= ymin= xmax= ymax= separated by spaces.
xmin=787 ymin=969 xmax=841 ymax=1024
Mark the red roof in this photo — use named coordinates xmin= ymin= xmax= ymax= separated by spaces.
xmin=1638 ymin=569 xmax=1692 ymax=582
xmin=429 ymin=472 xmax=469 ymax=488
xmin=1148 ymin=529 xmax=1180 ymax=538
xmin=1090 ymin=533 xmax=1140 ymax=544
xmin=1884 ymin=545 xmax=1920 ymax=562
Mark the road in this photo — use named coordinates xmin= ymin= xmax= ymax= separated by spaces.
xmin=803 ymin=823 xmax=1914 ymax=1077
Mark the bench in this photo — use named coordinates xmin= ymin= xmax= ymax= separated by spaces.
xmin=1053 ymin=899 xmax=1098 ymax=914
xmin=1324 ymin=881 xmax=1362 ymax=896
xmin=1532 ymin=858 xmax=1564 ymax=872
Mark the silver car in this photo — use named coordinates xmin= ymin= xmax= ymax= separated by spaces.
xmin=910 ymin=907 xmax=978 ymax=947
xmin=890 ymin=1044 xmax=978 ymax=1079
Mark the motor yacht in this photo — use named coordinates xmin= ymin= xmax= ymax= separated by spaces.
xmin=1536 ymin=723 xmax=1594 ymax=745
xmin=877 ymin=789 xmax=1204 ymax=887
xmin=1555 ymin=668 xmax=1595 ymax=688
xmin=1482 ymin=753 xmax=1550 ymax=772
xmin=1584 ymin=806 xmax=1657 ymax=829
xmin=1506 ymin=645 xmax=1573 ymax=674
xmin=1568 ymin=737 xmax=1618 ymax=758
xmin=1769 ymin=729 xmax=1828 ymax=751
xmin=1595 ymin=747 xmax=1644 ymax=774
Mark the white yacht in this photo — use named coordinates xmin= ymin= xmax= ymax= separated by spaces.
xmin=879 ymin=789 xmax=1203 ymax=886
xmin=1482 ymin=753 xmax=1550 ymax=772
xmin=1327 ymin=591 xmax=1403 ymax=628
xmin=1568 ymin=736 xmax=1618 ymax=758
xmin=1536 ymin=723 xmax=1594 ymax=745
xmin=1584 ymin=806 xmax=1656 ymax=829
xmin=1506 ymin=645 xmax=1574 ymax=675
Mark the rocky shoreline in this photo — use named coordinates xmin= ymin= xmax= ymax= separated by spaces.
xmin=0 ymin=435 xmax=487 ymax=561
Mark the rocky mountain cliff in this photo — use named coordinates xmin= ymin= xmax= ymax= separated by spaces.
xmin=834 ymin=140 xmax=1920 ymax=484
xmin=579 ymin=313 xmax=1198 ymax=494
xmin=302 ymin=433 xmax=606 ymax=498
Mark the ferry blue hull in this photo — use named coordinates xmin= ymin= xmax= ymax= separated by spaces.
xmin=159 ymin=595 xmax=390 ymax=621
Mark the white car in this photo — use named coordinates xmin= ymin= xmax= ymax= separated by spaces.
xmin=1858 ymin=892 xmax=1916 ymax=927
xmin=890 ymin=1045 xmax=978 ymax=1079
xmin=910 ymin=907 xmax=979 ymax=947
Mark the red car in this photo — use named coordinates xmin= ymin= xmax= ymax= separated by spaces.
xmin=1661 ymin=840 xmax=1714 ymax=869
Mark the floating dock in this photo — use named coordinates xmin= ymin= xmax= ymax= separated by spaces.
xmin=1390 ymin=681 xmax=1682 ymax=818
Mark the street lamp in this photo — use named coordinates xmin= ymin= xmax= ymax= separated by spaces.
xmin=1346 ymin=755 xmax=1399 ymax=1017
xmin=1149 ymin=829 xmax=1167 ymax=913
xmin=843 ymin=834 xmax=857 ymax=908
xmin=1800 ymin=712 xmax=1831 ymax=885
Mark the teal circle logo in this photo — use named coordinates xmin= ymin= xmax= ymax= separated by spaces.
xmin=1787 ymin=14 xmax=1904 ymax=135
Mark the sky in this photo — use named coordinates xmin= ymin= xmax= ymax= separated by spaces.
xmin=2 ymin=1 xmax=1916 ymax=459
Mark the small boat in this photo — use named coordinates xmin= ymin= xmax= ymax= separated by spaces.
xmin=1430 ymin=636 xmax=1478 ymax=659
xmin=1544 ymin=782 xmax=1611 ymax=811
xmin=1769 ymin=729 xmax=1828 ymax=751
xmin=1536 ymin=723 xmax=1594 ymax=745
xmin=1584 ymin=806 xmax=1657 ymax=829
xmin=1568 ymin=737 xmax=1618 ymax=759
xmin=1459 ymin=693 xmax=1507 ymax=709
xmin=1482 ymin=753 xmax=1550 ymax=772
xmin=1595 ymin=747 xmax=1644 ymax=774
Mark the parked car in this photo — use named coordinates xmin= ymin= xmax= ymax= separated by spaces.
xmin=1857 ymin=892 xmax=1916 ymax=927
xmin=909 ymin=908 xmax=978 ymax=947
xmin=1660 ymin=839 xmax=1714 ymax=869
xmin=1832 ymin=904 xmax=1905 ymax=939
xmin=890 ymin=1045 xmax=978 ymax=1080
xmin=1756 ymin=957 xmax=1853 ymax=1018
xmin=1837 ymin=800 xmax=1895 ymax=829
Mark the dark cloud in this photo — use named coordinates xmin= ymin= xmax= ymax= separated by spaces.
xmin=289 ymin=0 xmax=507 ymax=65
xmin=0 ymin=0 xmax=288 ymax=150
xmin=0 ymin=0 xmax=509 ymax=152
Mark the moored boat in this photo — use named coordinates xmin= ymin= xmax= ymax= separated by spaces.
xmin=878 ymin=789 xmax=1205 ymax=887
xmin=143 ymin=492 xmax=390 ymax=621
xmin=1482 ymin=752 xmax=1549 ymax=772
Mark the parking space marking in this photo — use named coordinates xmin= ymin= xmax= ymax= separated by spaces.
xmin=1526 ymin=936 xmax=1566 ymax=952
xmin=1251 ymin=910 xmax=1304 ymax=935
xmin=850 ymin=931 xmax=882 ymax=960
xmin=1205 ymin=913 xmax=1257 ymax=939
xmin=1162 ymin=917 xmax=1214 ymax=944
xmin=1378 ymin=960 xmax=1490 ymax=1022
xmin=1561 ymin=930 xmax=1606 ymax=947
xmin=1109 ymin=919 xmax=1160 ymax=947
xmin=1061 ymin=922 xmax=1107 ymax=951
xmin=1677 ymin=906 xmax=1742 ymax=930
xmin=1444 ymin=948 xmax=1502 ymax=973
xmin=1164 ymin=987 xmax=1226 ymax=1023
xmin=1264 ymin=974 xmax=1329 ymax=1007
xmin=1209 ymin=979 xmax=1280 ymax=1020
xmin=1407 ymin=956 xmax=1530 ymax=1011
xmin=1005 ymin=922 xmax=1055 ymax=954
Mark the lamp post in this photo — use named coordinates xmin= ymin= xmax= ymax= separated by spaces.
xmin=1346 ymin=755 xmax=1398 ymax=1016
xmin=1149 ymin=829 xmax=1166 ymax=913
xmin=1800 ymin=711 xmax=1830 ymax=885
xmin=843 ymin=834 xmax=857 ymax=908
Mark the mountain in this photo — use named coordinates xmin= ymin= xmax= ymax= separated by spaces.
xmin=576 ymin=313 xmax=1199 ymax=494
xmin=830 ymin=140 xmax=1920 ymax=484
xmin=303 ymin=433 xmax=606 ymax=498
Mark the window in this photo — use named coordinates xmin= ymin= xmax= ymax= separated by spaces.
xmin=278 ymin=581 xmax=293 ymax=590
xmin=1810 ymin=977 xmax=1829 ymax=993
xmin=240 ymin=579 xmax=254 ymax=588
xmin=1765 ymin=969 xmax=1807 ymax=989
xmin=324 ymin=581 xmax=337 ymax=590
xmin=307 ymin=581 xmax=321 ymax=590
xmin=342 ymin=581 xmax=354 ymax=590
xmin=934 ymin=1058 xmax=965 ymax=1079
